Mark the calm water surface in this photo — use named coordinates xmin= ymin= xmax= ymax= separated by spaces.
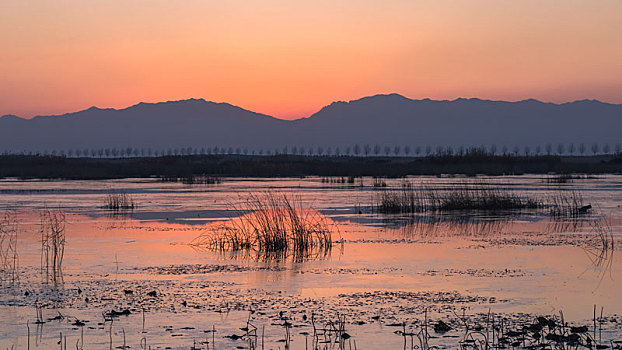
xmin=0 ymin=175 xmax=621 ymax=349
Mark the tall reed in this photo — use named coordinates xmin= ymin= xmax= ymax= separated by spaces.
xmin=191 ymin=192 xmax=333 ymax=260
xmin=376 ymin=181 xmax=540 ymax=214
xmin=103 ymin=192 xmax=135 ymax=210
xmin=0 ymin=211 xmax=18 ymax=286
xmin=40 ymin=209 xmax=66 ymax=286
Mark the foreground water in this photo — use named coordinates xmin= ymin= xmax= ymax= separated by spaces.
xmin=0 ymin=175 xmax=621 ymax=349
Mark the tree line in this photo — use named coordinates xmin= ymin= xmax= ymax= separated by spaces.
xmin=2 ymin=142 xmax=621 ymax=158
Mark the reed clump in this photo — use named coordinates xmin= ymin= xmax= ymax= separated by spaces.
xmin=40 ymin=208 xmax=66 ymax=286
xmin=103 ymin=192 xmax=135 ymax=210
xmin=376 ymin=182 xmax=540 ymax=214
xmin=548 ymin=191 xmax=588 ymax=217
xmin=191 ymin=192 xmax=333 ymax=259
xmin=160 ymin=175 xmax=222 ymax=185
xmin=0 ymin=211 xmax=18 ymax=286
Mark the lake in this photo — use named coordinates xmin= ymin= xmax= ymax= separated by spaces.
xmin=0 ymin=175 xmax=620 ymax=349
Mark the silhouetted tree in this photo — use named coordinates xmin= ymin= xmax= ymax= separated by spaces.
xmin=535 ymin=145 xmax=541 ymax=155
xmin=363 ymin=144 xmax=371 ymax=156
xmin=568 ymin=143 xmax=575 ymax=155
xmin=579 ymin=143 xmax=586 ymax=155
xmin=415 ymin=146 xmax=421 ymax=156
xmin=603 ymin=143 xmax=611 ymax=154
xmin=404 ymin=145 xmax=411 ymax=156
xmin=490 ymin=144 xmax=497 ymax=155
xmin=615 ymin=143 xmax=621 ymax=154
xmin=353 ymin=144 xmax=361 ymax=156
xmin=523 ymin=146 xmax=530 ymax=156
xmin=373 ymin=144 xmax=381 ymax=156
xmin=335 ymin=147 xmax=341 ymax=156
xmin=384 ymin=145 xmax=391 ymax=156
xmin=591 ymin=143 xmax=599 ymax=155
xmin=545 ymin=144 xmax=552 ymax=155
xmin=394 ymin=145 xmax=401 ymax=156
xmin=425 ymin=145 xmax=431 ymax=155
xmin=501 ymin=145 xmax=508 ymax=155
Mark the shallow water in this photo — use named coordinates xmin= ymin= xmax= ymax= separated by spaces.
xmin=0 ymin=175 xmax=621 ymax=349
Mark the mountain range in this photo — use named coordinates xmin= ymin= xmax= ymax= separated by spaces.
xmin=1 ymin=94 xmax=621 ymax=155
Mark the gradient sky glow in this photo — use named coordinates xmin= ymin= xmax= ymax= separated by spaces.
xmin=1 ymin=0 xmax=622 ymax=119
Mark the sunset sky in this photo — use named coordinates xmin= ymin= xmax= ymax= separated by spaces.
xmin=1 ymin=0 xmax=621 ymax=119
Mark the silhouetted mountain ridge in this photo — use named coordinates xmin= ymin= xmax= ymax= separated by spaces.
xmin=1 ymin=94 xmax=621 ymax=154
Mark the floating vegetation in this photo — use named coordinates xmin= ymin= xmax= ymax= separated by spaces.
xmin=0 ymin=211 xmax=18 ymax=287
xmin=191 ymin=192 xmax=334 ymax=261
xmin=40 ymin=209 xmax=66 ymax=286
xmin=103 ymin=191 xmax=135 ymax=210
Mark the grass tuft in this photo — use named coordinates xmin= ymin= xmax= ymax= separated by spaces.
xmin=191 ymin=192 xmax=333 ymax=261
xmin=103 ymin=192 xmax=135 ymax=210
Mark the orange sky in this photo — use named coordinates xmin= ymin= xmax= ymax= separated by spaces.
xmin=1 ymin=0 xmax=621 ymax=119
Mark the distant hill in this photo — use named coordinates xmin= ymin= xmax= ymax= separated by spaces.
xmin=1 ymin=94 xmax=621 ymax=155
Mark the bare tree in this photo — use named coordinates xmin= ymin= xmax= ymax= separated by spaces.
xmin=393 ymin=145 xmax=401 ymax=156
xmin=591 ymin=143 xmax=599 ymax=155
xmin=579 ymin=143 xmax=586 ymax=155
xmin=568 ymin=143 xmax=575 ymax=155
xmin=403 ymin=145 xmax=411 ymax=156
xmin=556 ymin=143 xmax=564 ymax=156
xmin=353 ymin=144 xmax=361 ymax=156
xmin=490 ymin=144 xmax=497 ymax=155
xmin=603 ymin=143 xmax=611 ymax=154
xmin=373 ymin=144 xmax=381 ymax=156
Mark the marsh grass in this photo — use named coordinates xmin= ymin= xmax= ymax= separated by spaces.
xmin=548 ymin=191 xmax=588 ymax=217
xmin=581 ymin=218 xmax=615 ymax=287
xmin=160 ymin=175 xmax=222 ymax=185
xmin=40 ymin=209 xmax=66 ymax=286
xmin=0 ymin=211 xmax=18 ymax=286
xmin=103 ymin=192 xmax=135 ymax=210
xmin=376 ymin=181 xmax=590 ymax=219
xmin=191 ymin=192 xmax=333 ymax=260
xmin=545 ymin=174 xmax=597 ymax=184
xmin=376 ymin=182 xmax=540 ymax=214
